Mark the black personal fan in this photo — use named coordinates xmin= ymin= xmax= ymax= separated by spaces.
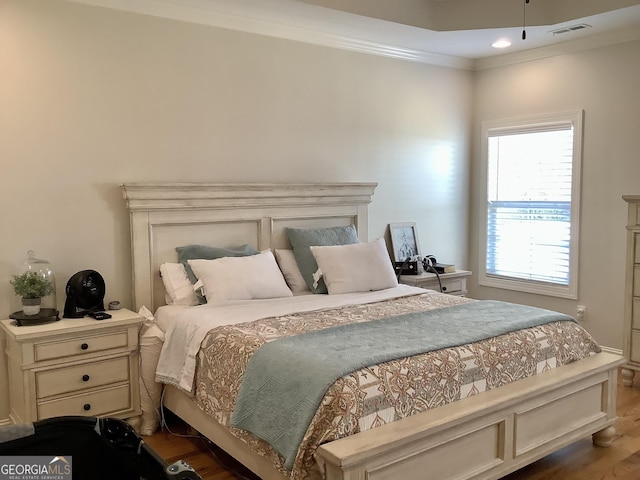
xmin=63 ymin=270 xmax=106 ymax=318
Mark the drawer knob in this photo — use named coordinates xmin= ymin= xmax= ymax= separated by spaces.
xmin=82 ymin=374 xmax=90 ymax=382
xmin=442 ymin=286 xmax=447 ymax=292
xmin=81 ymin=343 xmax=89 ymax=350
xmin=83 ymin=403 xmax=91 ymax=411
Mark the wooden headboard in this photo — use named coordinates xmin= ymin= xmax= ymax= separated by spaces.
xmin=121 ymin=183 xmax=377 ymax=311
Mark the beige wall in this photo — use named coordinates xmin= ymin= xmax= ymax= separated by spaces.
xmin=1 ymin=0 xmax=636 ymax=427
xmin=470 ymin=39 xmax=640 ymax=350
xmin=0 ymin=0 xmax=473 ymax=420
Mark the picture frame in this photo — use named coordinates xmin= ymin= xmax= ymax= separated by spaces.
xmin=389 ymin=222 xmax=421 ymax=262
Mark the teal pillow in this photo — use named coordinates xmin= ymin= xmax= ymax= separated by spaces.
xmin=176 ymin=244 xmax=259 ymax=302
xmin=286 ymin=225 xmax=359 ymax=294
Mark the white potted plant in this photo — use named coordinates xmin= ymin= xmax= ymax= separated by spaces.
xmin=10 ymin=271 xmax=55 ymax=316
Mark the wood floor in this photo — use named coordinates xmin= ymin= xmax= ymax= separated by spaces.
xmin=143 ymin=371 xmax=640 ymax=480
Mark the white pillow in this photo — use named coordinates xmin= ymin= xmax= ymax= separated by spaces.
xmin=310 ymin=237 xmax=398 ymax=294
xmin=274 ymin=249 xmax=310 ymax=295
xmin=160 ymin=263 xmax=199 ymax=306
xmin=188 ymin=251 xmax=293 ymax=301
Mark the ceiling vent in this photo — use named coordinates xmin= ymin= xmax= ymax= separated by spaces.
xmin=549 ymin=23 xmax=592 ymax=35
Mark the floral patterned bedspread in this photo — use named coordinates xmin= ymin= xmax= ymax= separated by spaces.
xmin=191 ymin=291 xmax=600 ymax=480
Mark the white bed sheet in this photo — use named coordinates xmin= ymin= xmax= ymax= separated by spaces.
xmin=154 ymin=304 xmax=192 ymax=332
xmin=155 ymin=284 xmax=426 ymax=392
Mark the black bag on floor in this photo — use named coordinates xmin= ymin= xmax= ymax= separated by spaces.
xmin=0 ymin=416 xmax=192 ymax=480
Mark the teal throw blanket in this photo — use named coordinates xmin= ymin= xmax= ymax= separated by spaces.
xmin=230 ymin=300 xmax=575 ymax=469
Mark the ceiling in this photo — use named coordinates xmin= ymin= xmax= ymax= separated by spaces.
xmin=69 ymin=0 xmax=640 ymax=68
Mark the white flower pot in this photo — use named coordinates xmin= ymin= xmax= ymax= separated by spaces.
xmin=22 ymin=297 xmax=41 ymax=316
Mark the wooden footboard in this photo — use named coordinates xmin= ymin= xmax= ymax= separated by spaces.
xmin=317 ymin=352 xmax=624 ymax=480
xmin=162 ymin=352 xmax=623 ymax=480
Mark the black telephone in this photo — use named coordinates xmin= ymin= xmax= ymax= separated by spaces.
xmin=423 ymin=255 xmax=437 ymax=272
xmin=423 ymin=255 xmax=455 ymax=274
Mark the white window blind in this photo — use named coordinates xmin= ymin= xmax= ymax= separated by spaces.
xmin=480 ymin=111 xmax=582 ymax=298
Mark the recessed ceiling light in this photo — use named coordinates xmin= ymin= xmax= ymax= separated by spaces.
xmin=492 ymin=39 xmax=512 ymax=49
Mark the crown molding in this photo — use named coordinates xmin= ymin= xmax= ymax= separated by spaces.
xmin=65 ymin=0 xmax=474 ymax=70
xmin=66 ymin=0 xmax=639 ymax=72
xmin=474 ymin=24 xmax=640 ymax=70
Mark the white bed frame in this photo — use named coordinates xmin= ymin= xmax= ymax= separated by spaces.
xmin=122 ymin=182 xmax=624 ymax=480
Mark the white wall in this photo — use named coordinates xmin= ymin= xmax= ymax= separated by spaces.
xmin=470 ymin=39 xmax=640 ymax=350
xmin=0 ymin=0 xmax=473 ymax=420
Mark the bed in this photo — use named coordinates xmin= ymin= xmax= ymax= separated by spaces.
xmin=121 ymin=182 xmax=624 ymax=480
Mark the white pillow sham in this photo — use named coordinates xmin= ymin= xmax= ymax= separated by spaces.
xmin=160 ymin=263 xmax=200 ymax=306
xmin=274 ymin=249 xmax=310 ymax=295
xmin=310 ymin=237 xmax=398 ymax=294
xmin=188 ymin=250 xmax=293 ymax=301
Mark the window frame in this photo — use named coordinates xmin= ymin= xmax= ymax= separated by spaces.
xmin=478 ymin=110 xmax=583 ymax=299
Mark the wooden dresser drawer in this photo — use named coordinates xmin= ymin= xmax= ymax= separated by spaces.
xmin=631 ymin=331 xmax=640 ymax=364
xmin=34 ymin=331 xmax=129 ymax=362
xmin=399 ymin=270 xmax=471 ymax=296
xmin=36 ymin=356 xmax=130 ymax=398
xmin=37 ymin=384 xmax=131 ymax=420
xmin=440 ymin=279 xmax=463 ymax=294
xmin=633 ymin=298 xmax=640 ymax=330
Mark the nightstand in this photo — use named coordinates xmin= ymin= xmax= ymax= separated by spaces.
xmin=0 ymin=309 xmax=143 ymax=424
xmin=399 ymin=270 xmax=472 ymax=296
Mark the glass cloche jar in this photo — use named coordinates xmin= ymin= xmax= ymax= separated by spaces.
xmin=9 ymin=250 xmax=58 ymax=322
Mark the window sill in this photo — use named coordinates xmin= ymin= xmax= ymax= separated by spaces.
xmin=479 ymin=274 xmax=577 ymax=300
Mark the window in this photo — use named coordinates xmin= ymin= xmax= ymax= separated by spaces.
xmin=479 ymin=111 xmax=583 ymax=299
